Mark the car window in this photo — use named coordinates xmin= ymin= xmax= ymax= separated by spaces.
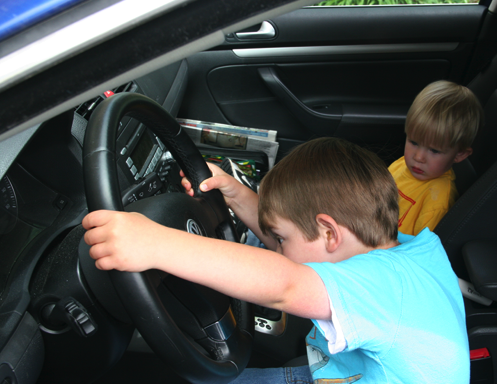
xmin=312 ymin=0 xmax=477 ymax=5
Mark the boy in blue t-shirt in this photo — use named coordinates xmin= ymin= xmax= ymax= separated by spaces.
xmin=82 ymin=137 xmax=468 ymax=383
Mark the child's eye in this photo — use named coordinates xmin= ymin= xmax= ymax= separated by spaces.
xmin=409 ymin=139 xmax=418 ymax=146
xmin=429 ymin=148 xmax=441 ymax=154
xmin=276 ymin=237 xmax=283 ymax=245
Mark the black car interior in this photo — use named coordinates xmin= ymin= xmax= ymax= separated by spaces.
xmin=2 ymin=1 xmax=497 ymax=384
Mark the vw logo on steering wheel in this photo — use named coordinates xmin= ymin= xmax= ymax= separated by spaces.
xmin=186 ymin=219 xmax=203 ymax=236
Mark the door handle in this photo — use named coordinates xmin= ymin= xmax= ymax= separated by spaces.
xmin=235 ymin=21 xmax=275 ymax=40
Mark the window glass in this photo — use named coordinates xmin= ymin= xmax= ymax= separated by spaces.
xmin=313 ymin=0 xmax=477 ymax=5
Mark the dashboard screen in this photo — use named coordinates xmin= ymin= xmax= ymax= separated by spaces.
xmin=130 ymin=132 xmax=154 ymax=173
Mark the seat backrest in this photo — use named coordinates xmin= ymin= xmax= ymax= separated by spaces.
xmin=434 ymin=158 xmax=497 ymax=281
xmin=434 ymin=54 xmax=497 ymax=281
xmin=452 ymin=159 xmax=478 ymax=197
xmin=464 ymin=53 xmax=497 ymax=177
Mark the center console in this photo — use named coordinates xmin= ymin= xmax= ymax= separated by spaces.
xmin=116 ymin=118 xmax=183 ymax=206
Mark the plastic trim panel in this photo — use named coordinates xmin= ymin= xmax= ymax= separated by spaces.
xmin=233 ymin=43 xmax=459 ymax=58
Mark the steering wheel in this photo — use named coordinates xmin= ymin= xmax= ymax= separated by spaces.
xmin=82 ymin=92 xmax=253 ymax=383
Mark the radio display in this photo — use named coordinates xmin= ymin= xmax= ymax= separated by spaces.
xmin=131 ymin=132 xmax=155 ymax=173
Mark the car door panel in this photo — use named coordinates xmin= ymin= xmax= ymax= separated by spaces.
xmin=179 ymin=5 xmax=487 ymax=163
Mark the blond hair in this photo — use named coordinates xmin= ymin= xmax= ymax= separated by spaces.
xmin=406 ymin=80 xmax=483 ymax=150
xmin=258 ymin=138 xmax=398 ymax=248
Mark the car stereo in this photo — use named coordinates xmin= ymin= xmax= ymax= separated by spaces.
xmin=121 ymin=124 xmax=172 ymax=182
xmin=116 ymin=118 xmax=182 ymax=206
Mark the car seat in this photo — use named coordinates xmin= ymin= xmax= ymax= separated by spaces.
xmin=433 ymin=53 xmax=497 ymax=384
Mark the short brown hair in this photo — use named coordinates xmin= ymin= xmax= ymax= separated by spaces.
xmin=258 ymin=138 xmax=398 ymax=248
xmin=406 ymin=80 xmax=483 ymax=150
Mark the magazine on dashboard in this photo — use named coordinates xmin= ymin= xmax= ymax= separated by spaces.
xmin=177 ymin=118 xmax=279 ymax=169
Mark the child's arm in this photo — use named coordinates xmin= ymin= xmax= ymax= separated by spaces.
xmin=82 ymin=210 xmax=331 ymax=320
xmin=181 ymin=163 xmax=277 ymax=250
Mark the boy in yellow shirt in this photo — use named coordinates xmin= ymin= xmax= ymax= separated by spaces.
xmin=389 ymin=80 xmax=483 ymax=235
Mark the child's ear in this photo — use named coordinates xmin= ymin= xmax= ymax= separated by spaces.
xmin=315 ymin=214 xmax=341 ymax=253
xmin=453 ymin=147 xmax=473 ymax=163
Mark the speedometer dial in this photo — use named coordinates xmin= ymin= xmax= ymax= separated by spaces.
xmin=0 ymin=176 xmax=18 ymax=234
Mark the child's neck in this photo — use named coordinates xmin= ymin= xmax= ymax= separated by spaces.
xmin=336 ymin=226 xmax=399 ymax=262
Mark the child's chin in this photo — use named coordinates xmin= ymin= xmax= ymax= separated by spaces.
xmin=409 ymin=170 xmax=431 ymax=181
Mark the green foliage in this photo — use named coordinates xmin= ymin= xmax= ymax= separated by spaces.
xmin=314 ymin=0 xmax=477 ymax=5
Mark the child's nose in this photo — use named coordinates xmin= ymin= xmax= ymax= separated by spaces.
xmin=413 ymin=148 xmax=425 ymax=162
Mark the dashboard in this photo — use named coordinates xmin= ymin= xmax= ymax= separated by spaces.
xmin=0 ymin=59 xmax=189 ymax=384
xmin=0 ymin=68 xmax=186 ymax=302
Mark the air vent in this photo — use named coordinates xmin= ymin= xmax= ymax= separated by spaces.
xmin=113 ymin=81 xmax=136 ymax=94
xmin=74 ymin=95 xmax=104 ymax=120
xmin=74 ymin=81 xmax=136 ymax=121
